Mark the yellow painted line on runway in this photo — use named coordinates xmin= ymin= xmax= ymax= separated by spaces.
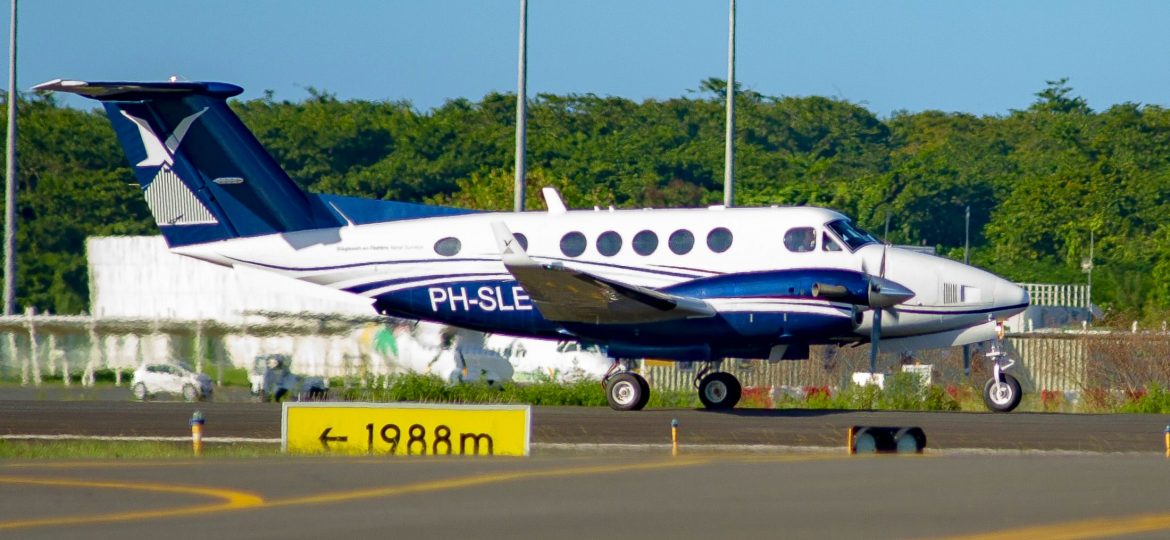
xmin=265 ymin=457 xmax=712 ymax=507
xmin=0 ymin=454 xmax=853 ymax=530
xmin=3 ymin=460 xmax=206 ymax=469
xmin=0 ymin=476 xmax=265 ymax=530
xmin=932 ymin=512 xmax=1170 ymax=540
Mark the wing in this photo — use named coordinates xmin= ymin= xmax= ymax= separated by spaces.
xmin=491 ymin=223 xmax=715 ymax=324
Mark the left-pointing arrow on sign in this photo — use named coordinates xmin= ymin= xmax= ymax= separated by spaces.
xmin=318 ymin=427 xmax=348 ymax=450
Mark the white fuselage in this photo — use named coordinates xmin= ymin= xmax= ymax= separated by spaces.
xmin=175 ymin=205 xmax=1028 ymax=354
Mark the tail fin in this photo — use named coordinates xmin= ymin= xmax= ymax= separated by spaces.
xmin=33 ymin=79 xmax=344 ymax=247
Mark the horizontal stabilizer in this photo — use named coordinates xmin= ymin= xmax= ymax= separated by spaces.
xmin=490 ymin=222 xmax=714 ymax=324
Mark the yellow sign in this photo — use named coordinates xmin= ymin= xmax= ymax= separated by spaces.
xmin=282 ymin=403 xmax=530 ymax=456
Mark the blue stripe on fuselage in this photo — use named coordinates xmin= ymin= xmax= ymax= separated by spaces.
xmin=372 ymin=278 xmax=858 ymax=357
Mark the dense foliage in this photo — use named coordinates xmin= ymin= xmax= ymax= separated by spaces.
xmin=4 ymin=78 xmax=1169 ymax=324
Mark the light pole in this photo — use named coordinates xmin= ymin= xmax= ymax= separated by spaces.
xmin=722 ymin=0 xmax=735 ymax=207
xmin=963 ymin=205 xmax=970 ymax=376
xmin=513 ymin=0 xmax=527 ymax=212
xmin=4 ymin=0 xmax=16 ymax=316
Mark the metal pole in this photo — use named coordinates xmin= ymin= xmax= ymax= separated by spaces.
xmin=1087 ymin=229 xmax=1093 ymax=325
xmin=722 ymin=0 xmax=735 ymax=207
xmin=964 ymin=205 xmax=970 ymax=265
xmin=963 ymin=205 xmax=971 ymax=375
xmin=513 ymin=0 xmax=527 ymax=212
xmin=4 ymin=0 xmax=16 ymax=315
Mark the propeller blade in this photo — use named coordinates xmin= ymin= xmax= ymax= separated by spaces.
xmin=869 ymin=308 xmax=882 ymax=373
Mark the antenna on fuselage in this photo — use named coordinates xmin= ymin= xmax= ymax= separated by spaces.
xmin=542 ymin=187 xmax=566 ymax=215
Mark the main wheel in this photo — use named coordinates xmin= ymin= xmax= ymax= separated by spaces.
xmin=181 ymin=384 xmax=198 ymax=402
xmin=982 ymin=373 xmax=1022 ymax=413
xmin=131 ymin=382 xmax=148 ymax=401
xmin=606 ymin=372 xmax=649 ymax=411
xmin=698 ymin=372 xmax=741 ymax=410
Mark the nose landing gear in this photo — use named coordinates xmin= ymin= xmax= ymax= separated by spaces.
xmin=981 ymin=324 xmax=1022 ymax=413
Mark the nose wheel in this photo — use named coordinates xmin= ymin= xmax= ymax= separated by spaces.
xmin=983 ymin=373 xmax=1021 ymax=412
xmin=982 ymin=337 xmax=1022 ymax=413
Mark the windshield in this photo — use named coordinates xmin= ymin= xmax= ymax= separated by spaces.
xmin=826 ymin=219 xmax=878 ymax=251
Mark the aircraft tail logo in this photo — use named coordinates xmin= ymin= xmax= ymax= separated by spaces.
xmin=119 ymin=108 xmax=219 ymax=226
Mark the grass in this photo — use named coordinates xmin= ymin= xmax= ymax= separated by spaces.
xmin=0 ymin=439 xmax=280 ymax=459
xmin=772 ymin=372 xmax=962 ymax=412
xmin=336 ymin=373 xmax=700 ymax=408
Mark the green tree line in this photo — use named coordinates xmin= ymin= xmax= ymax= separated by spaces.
xmin=3 ymin=78 xmax=1168 ymax=325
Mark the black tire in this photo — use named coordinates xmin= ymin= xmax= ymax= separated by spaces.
xmin=634 ymin=373 xmax=651 ymax=410
xmin=606 ymin=372 xmax=648 ymax=411
xmin=698 ymin=372 xmax=741 ymax=410
xmin=982 ymin=373 xmax=1022 ymax=413
xmin=181 ymin=384 xmax=198 ymax=402
xmin=131 ymin=382 xmax=148 ymax=401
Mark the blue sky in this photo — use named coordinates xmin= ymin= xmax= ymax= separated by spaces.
xmin=6 ymin=0 xmax=1170 ymax=116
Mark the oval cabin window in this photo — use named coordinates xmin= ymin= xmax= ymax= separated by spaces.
xmin=434 ymin=237 xmax=461 ymax=257
xmin=669 ymin=229 xmax=694 ymax=255
xmin=632 ymin=230 xmax=658 ymax=256
xmin=707 ymin=227 xmax=733 ymax=253
xmin=560 ymin=231 xmax=587 ymax=257
xmin=597 ymin=231 xmax=622 ymax=257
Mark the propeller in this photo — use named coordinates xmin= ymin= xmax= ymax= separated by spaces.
xmin=863 ymin=245 xmax=914 ymax=374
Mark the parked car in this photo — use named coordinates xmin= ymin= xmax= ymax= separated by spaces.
xmin=249 ymin=354 xmax=328 ymax=402
xmin=131 ymin=362 xmax=213 ymax=402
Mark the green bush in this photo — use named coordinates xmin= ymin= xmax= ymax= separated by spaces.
xmin=775 ymin=372 xmax=960 ymax=412
xmin=1119 ymin=384 xmax=1170 ymax=414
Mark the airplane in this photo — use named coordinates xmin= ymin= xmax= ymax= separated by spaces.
xmin=35 ymin=79 xmax=1030 ymax=412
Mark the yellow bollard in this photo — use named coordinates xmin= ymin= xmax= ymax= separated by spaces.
xmin=847 ymin=426 xmax=855 ymax=455
xmin=671 ymin=418 xmax=679 ymax=457
xmin=1164 ymin=425 xmax=1169 ymax=458
xmin=190 ymin=410 xmax=205 ymax=456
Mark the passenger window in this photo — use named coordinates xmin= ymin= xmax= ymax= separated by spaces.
xmin=560 ymin=232 xmax=587 ymax=257
xmin=434 ymin=237 xmax=461 ymax=257
xmin=632 ymin=230 xmax=658 ymax=256
xmin=513 ymin=232 xmax=529 ymax=251
xmin=822 ymin=232 xmax=843 ymax=252
xmin=784 ymin=227 xmax=816 ymax=252
xmin=669 ymin=229 xmax=694 ymax=255
xmin=597 ymin=231 xmax=622 ymax=257
xmin=707 ymin=227 xmax=733 ymax=253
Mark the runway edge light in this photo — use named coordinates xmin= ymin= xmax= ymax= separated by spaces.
xmin=190 ymin=410 xmax=204 ymax=456
xmin=671 ymin=418 xmax=679 ymax=457
xmin=848 ymin=426 xmax=926 ymax=454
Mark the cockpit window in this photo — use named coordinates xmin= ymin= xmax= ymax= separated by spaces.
xmin=825 ymin=219 xmax=878 ymax=251
xmin=822 ymin=232 xmax=843 ymax=252
xmin=783 ymin=227 xmax=816 ymax=252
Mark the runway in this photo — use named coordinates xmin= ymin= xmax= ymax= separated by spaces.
xmin=5 ymin=400 xmax=1170 ymax=538
xmin=5 ymin=453 xmax=1170 ymax=539
xmin=2 ymin=399 xmax=1169 ymax=453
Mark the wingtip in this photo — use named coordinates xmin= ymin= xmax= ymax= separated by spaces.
xmin=490 ymin=221 xmax=534 ymax=266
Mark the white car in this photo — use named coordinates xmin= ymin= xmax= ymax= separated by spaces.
xmin=484 ymin=335 xmax=611 ymax=383
xmin=131 ymin=362 xmax=213 ymax=402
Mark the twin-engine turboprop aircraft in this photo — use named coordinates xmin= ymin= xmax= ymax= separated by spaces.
xmin=36 ymin=79 xmax=1030 ymax=411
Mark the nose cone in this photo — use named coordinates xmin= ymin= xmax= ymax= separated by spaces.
xmin=994 ymin=280 xmax=1029 ymax=317
xmin=868 ymin=275 xmax=915 ymax=308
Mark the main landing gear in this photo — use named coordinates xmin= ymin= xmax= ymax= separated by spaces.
xmin=602 ymin=361 xmax=650 ymax=411
xmin=601 ymin=360 xmax=744 ymax=411
xmin=981 ymin=325 xmax=1022 ymax=413
xmin=694 ymin=365 xmax=741 ymax=410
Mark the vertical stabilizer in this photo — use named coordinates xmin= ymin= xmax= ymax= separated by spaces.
xmin=34 ymin=79 xmax=343 ymax=247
